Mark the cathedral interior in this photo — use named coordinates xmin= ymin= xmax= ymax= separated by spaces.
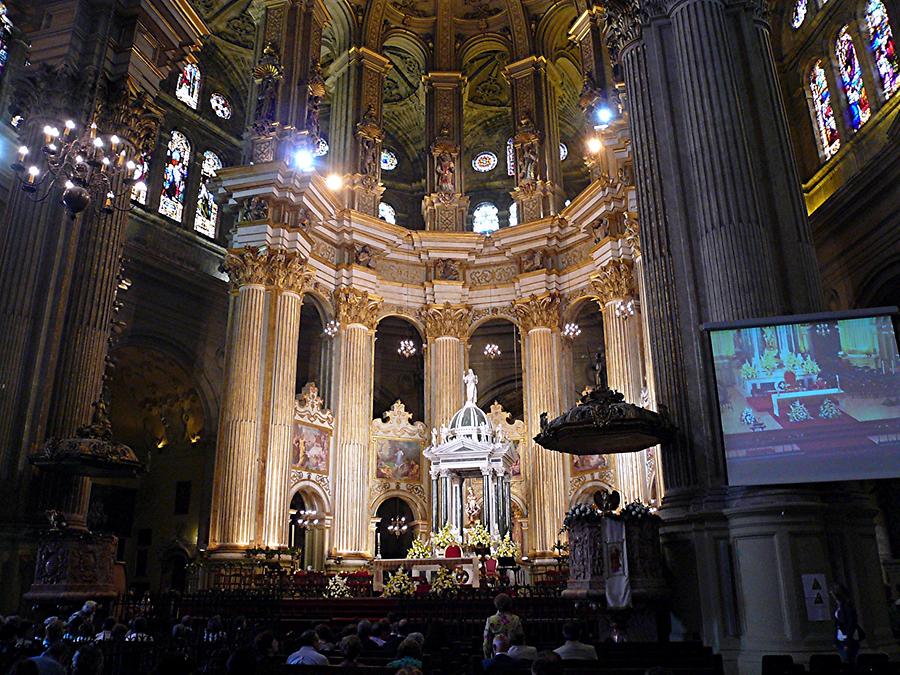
xmin=0 ymin=0 xmax=899 ymax=672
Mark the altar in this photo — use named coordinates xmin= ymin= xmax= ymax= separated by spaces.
xmin=372 ymin=557 xmax=481 ymax=592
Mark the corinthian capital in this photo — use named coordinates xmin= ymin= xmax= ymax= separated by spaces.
xmin=604 ymin=0 xmax=668 ymax=62
xmin=513 ymin=293 xmax=561 ymax=332
xmin=590 ymin=258 xmax=635 ymax=305
xmin=222 ymin=247 xmax=271 ymax=289
xmin=335 ymin=286 xmax=382 ymax=330
xmin=421 ymin=303 xmax=472 ymax=340
xmin=269 ymin=250 xmax=313 ymax=294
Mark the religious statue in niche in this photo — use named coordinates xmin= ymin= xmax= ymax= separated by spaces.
xmin=465 ymin=483 xmax=481 ymax=525
xmin=238 ymin=196 xmax=269 ymax=222
xmin=518 ymin=141 xmax=539 ymax=183
xmin=434 ymin=257 xmax=460 ymax=281
xmin=354 ymin=244 xmax=374 ymax=268
xmin=436 ymin=151 xmax=455 ymax=193
xmin=252 ymin=42 xmax=283 ymax=127
xmin=359 ymin=135 xmax=378 ymax=178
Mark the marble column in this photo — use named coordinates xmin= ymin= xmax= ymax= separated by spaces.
xmin=260 ymin=254 xmax=312 ymax=547
xmin=431 ymin=473 xmax=440 ymax=532
xmin=422 ymin=303 xmax=470 ymax=427
xmin=591 ymin=258 xmax=646 ymax=503
xmin=346 ymin=48 xmax=390 ymax=216
xmin=513 ymin=293 xmax=567 ymax=558
xmin=331 ymin=286 xmax=381 ymax=558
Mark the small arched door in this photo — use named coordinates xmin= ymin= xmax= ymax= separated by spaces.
xmin=376 ymin=497 xmax=416 ymax=560
xmin=289 ymin=491 xmax=326 ymax=569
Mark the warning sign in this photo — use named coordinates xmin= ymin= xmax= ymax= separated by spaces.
xmin=801 ymin=574 xmax=830 ymax=622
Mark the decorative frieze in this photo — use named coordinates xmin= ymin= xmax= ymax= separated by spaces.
xmin=513 ymin=293 xmax=561 ymax=332
xmin=335 ymin=286 xmax=382 ymax=330
xmin=590 ymin=259 xmax=635 ymax=305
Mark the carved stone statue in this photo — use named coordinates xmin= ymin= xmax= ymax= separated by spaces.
xmin=432 ymin=427 xmax=438 ymax=447
xmin=464 ymin=368 xmax=478 ymax=404
xmin=354 ymin=244 xmax=374 ymax=268
xmin=436 ymin=151 xmax=455 ymax=193
xmin=359 ymin=135 xmax=378 ymax=176
xmin=440 ymin=424 xmax=448 ymax=443
xmin=465 ymin=484 xmax=480 ymax=525
xmin=434 ymin=258 xmax=460 ymax=281
xmin=519 ymin=141 xmax=539 ymax=183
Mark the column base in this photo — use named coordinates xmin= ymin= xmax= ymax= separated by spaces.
xmin=25 ymin=530 xmax=119 ymax=605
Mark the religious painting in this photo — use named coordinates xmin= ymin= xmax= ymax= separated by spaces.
xmin=291 ymin=422 xmax=330 ymax=474
xmin=510 ymin=440 xmax=522 ymax=479
xmin=374 ymin=438 xmax=421 ymax=481
xmin=572 ymin=454 xmax=609 ymax=474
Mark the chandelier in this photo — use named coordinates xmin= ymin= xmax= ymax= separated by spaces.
xmin=323 ymin=319 xmax=340 ymax=338
xmin=295 ymin=508 xmax=320 ymax=529
xmin=397 ymin=338 xmax=417 ymax=358
xmin=562 ymin=322 xmax=582 ymax=340
xmin=615 ymin=299 xmax=635 ymax=320
xmin=484 ymin=343 xmax=502 ymax=359
xmin=386 ymin=516 xmax=408 ymax=537
xmin=11 ymin=119 xmax=142 ymax=217
xmin=814 ymin=322 xmax=832 ymax=336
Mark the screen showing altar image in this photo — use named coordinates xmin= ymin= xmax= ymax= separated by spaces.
xmin=709 ymin=313 xmax=900 ymax=486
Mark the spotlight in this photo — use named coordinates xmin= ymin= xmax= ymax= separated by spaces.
xmin=325 ymin=173 xmax=343 ymax=191
xmin=294 ymin=149 xmax=314 ymax=171
xmin=586 ymin=137 xmax=602 ymax=154
xmin=596 ymin=105 xmax=614 ymax=125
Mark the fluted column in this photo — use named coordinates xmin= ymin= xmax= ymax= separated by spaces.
xmin=514 ymin=293 xmax=567 ymax=557
xmin=331 ymin=286 xmax=381 ymax=558
xmin=422 ymin=303 xmax=471 ymax=427
xmin=260 ymin=254 xmax=312 ymax=547
xmin=592 ymin=258 xmax=646 ymax=503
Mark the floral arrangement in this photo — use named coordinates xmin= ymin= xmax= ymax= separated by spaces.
xmin=429 ymin=566 xmax=458 ymax=596
xmin=406 ymin=538 xmax=432 ymax=559
xmin=323 ymin=575 xmax=351 ymax=599
xmin=740 ymin=407 xmax=759 ymax=427
xmin=759 ymin=349 xmax=779 ymax=375
xmin=620 ymin=500 xmax=653 ymax=520
xmin=784 ymin=352 xmax=803 ymax=374
xmin=465 ymin=521 xmax=492 ymax=549
xmin=432 ymin=524 xmax=460 ymax=550
xmin=801 ymin=356 xmax=821 ymax=376
xmin=818 ymin=398 xmax=840 ymax=420
xmin=495 ymin=533 xmax=519 ymax=559
xmin=740 ymin=361 xmax=758 ymax=380
xmin=382 ymin=568 xmax=415 ymax=597
xmin=787 ymin=400 xmax=812 ymax=422
xmin=563 ymin=502 xmax=601 ymax=529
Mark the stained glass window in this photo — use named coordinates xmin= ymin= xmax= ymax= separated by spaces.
xmin=175 ymin=64 xmax=201 ymax=110
xmin=508 ymin=202 xmax=518 ymax=228
xmin=472 ymin=151 xmax=498 ymax=172
xmin=0 ymin=3 xmax=13 ymax=80
xmin=378 ymin=201 xmax=396 ymax=224
xmin=472 ymin=202 xmax=499 ymax=234
xmin=158 ymin=130 xmax=191 ymax=222
xmin=809 ymin=61 xmax=841 ymax=159
xmin=209 ymin=92 xmax=232 ymax=119
xmin=130 ymin=154 xmax=150 ymax=205
xmin=506 ymin=138 xmax=515 ymax=176
xmin=314 ymin=137 xmax=329 ymax=156
xmin=865 ymin=0 xmax=900 ymax=99
xmin=836 ymin=27 xmax=871 ymax=131
xmin=559 ymin=143 xmax=568 ymax=161
xmin=381 ymin=149 xmax=398 ymax=171
xmin=194 ymin=150 xmax=222 ymax=237
xmin=791 ymin=0 xmax=808 ymax=29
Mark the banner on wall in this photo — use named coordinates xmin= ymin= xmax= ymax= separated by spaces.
xmin=603 ymin=518 xmax=631 ymax=608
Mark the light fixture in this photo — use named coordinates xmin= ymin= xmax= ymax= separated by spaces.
xmin=563 ymin=322 xmax=582 ymax=340
xmin=10 ymin=117 xmax=140 ymax=217
xmin=814 ymin=322 xmax=832 ymax=336
xmin=484 ymin=343 xmax=502 ymax=359
xmin=586 ymin=137 xmax=602 ymax=154
xmin=294 ymin=148 xmax=314 ymax=172
xmin=387 ymin=515 xmax=408 ymax=537
xmin=294 ymin=508 xmax=320 ymax=529
xmin=323 ymin=319 xmax=340 ymax=338
xmin=398 ymin=338 xmax=417 ymax=358
xmin=596 ymin=105 xmax=614 ymax=126
xmin=325 ymin=173 xmax=343 ymax=191
xmin=615 ymin=299 xmax=635 ymax=320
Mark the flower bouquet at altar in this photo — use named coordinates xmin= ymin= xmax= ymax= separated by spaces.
xmin=323 ymin=574 xmax=351 ymax=598
xmin=432 ymin=523 xmax=460 ymax=555
xmin=465 ymin=521 xmax=492 ymax=556
xmin=406 ymin=537 xmax=432 ymax=559
xmin=382 ymin=568 xmax=415 ymax=597
xmin=429 ymin=566 xmax=459 ymax=596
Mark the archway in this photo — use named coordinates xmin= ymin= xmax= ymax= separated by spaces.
xmin=297 ymin=295 xmax=333 ymax=407
xmin=373 ymin=316 xmax=425 ymax=422
xmin=375 ymin=496 xmax=416 ymax=560
xmin=160 ymin=547 xmax=189 ymax=593
xmin=468 ymin=318 xmax=524 ymax=419
xmin=289 ymin=490 xmax=327 ymax=570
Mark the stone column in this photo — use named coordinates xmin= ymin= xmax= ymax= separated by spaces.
xmin=591 ymin=258 xmax=646 ymax=504
xmin=210 ymin=249 xmax=270 ymax=550
xmin=431 ymin=473 xmax=440 ymax=532
xmin=505 ymin=57 xmax=565 ymax=222
xmin=569 ymin=6 xmax=612 ymax=107
xmin=346 ymin=48 xmax=390 ymax=216
xmin=440 ymin=470 xmax=451 ymax=528
xmin=331 ymin=286 xmax=381 ymax=558
xmin=422 ymin=73 xmax=469 ymax=231
xmin=513 ymin=293 xmax=567 ymax=558
xmin=260 ymin=254 xmax=312 ymax=547
xmin=482 ymin=472 xmax=490 ymax=528
xmin=422 ymin=303 xmax=471 ymax=427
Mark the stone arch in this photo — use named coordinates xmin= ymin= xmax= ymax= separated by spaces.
xmin=856 ymin=255 xmax=900 ymax=307
xmin=371 ymin=488 xmax=428 ymax=524
xmin=570 ymin=478 xmax=616 ymax=508
xmin=376 ymin=310 xmax=426 ymax=338
xmin=290 ymin=478 xmax=333 ymax=516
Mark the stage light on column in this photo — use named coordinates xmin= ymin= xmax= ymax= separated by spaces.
xmin=325 ymin=173 xmax=343 ymax=191
xmin=596 ymin=105 xmax=614 ymax=126
xmin=586 ymin=137 xmax=602 ymax=155
xmin=295 ymin=148 xmax=314 ymax=172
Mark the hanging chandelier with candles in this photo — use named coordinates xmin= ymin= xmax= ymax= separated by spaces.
xmin=386 ymin=515 xmax=408 ymax=537
xmin=484 ymin=343 xmax=502 ymax=359
xmin=562 ymin=322 xmax=582 ymax=340
xmin=11 ymin=119 xmax=142 ymax=218
xmin=397 ymin=338 xmax=417 ymax=358
xmin=323 ymin=319 xmax=340 ymax=338
xmin=295 ymin=508 xmax=320 ymax=529
xmin=615 ymin=299 xmax=635 ymax=320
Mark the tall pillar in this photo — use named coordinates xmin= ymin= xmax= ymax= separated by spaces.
xmin=591 ymin=258 xmax=646 ymax=504
xmin=331 ymin=286 xmax=381 ymax=558
xmin=431 ymin=473 xmax=440 ymax=532
xmin=422 ymin=303 xmax=471 ymax=426
xmin=346 ymin=49 xmax=390 ymax=216
xmin=422 ymin=73 xmax=469 ymax=231
xmin=513 ymin=293 xmax=567 ymax=558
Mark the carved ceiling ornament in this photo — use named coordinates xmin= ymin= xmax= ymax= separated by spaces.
xmin=624 ymin=216 xmax=641 ymax=257
xmin=10 ymin=61 xmax=96 ymax=123
xmin=604 ymin=0 xmax=653 ymax=64
xmin=513 ymin=292 xmax=561 ymax=332
xmin=421 ymin=302 xmax=473 ymax=340
xmin=335 ymin=286 xmax=383 ymax=329
xmin=485 ymin=401 xmax=526 ymax=441
xmin=590 ymin=258 xmax=635 ymax=305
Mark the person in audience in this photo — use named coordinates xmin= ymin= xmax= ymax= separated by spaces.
xmin=125 ymin=617 xmax=154 ymax=642
xmin=172 ymin=615 xmax=193 ymax=641
xmin=314 ymin=623 xmax=336 ymax=652
xmin=481 ymin=634 xmax=518 ymax=673
xmin=483 ymin=593 xmax=524 ymax=658
xmin=831 ymin=583 xmax=864 ymax=666
xmin=94 ymin=617 xmax=116 ymax=641
xmin=337 ymin=635 xmax=363 ymax=667
xmin=41 ymin=618 xmax=63 ymax=651
xmin=71 ymin=643 xmax=103 ymax=675
xmin=253 ymin=630 xmax=281 ymax=670
xmin=15 ymin=619 xmax=36 ymax=652
xmin=225 ymin=647 xmax=256 ymax=675
xmin=110 ymin=623 xmax=128 ymax=641
xmin=203 ymin=616 xmax=227 ymax=643
xmin=507 ymin=633 xmax=538 ymax=661
xmin=552 ymin=623 xmax=597 ymax=661
xmin=372 ymin=619 xmax=392 ymax=648
xmin=406 ymin=632 xmax=425 ymax=648
xmin=8 ymin=659 xmax=40 ymax=675
xmin=357 ymin=619 xmax=381 ymax=652
xmin=530 ymin=651 xmax=563 ymax=675
xmin=286 ymin=629 xmax=328 ymax=666
xmin=386 ymin=636 xmax=423 ymax=670
xmin=28 ymin=640 xmax=68 ymax=675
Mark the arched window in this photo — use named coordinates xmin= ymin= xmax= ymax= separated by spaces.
xmin=791 ymin=0 xmax=808 ymax=29
xmin=835 ymin=27 xmax=871 ymax=131
xmin=472 ymin=151 xmax=498 ymax=172
xmin=472 ymin=202 xmax=499 ymax=234
xmin=378 ymin=201 xmax=396 ymax=224
xmin=0 ymin=3 xmax=14 ymax=80
xmin=175 ymin=64 xmax=201 ymax=109
xmin=865 ymin=0 xmax=900 ymax=99
xmin=380 ymin=149 xmax=398 ymax=171
xmin=506 ymin=138 xmax=515 ymax=176
xmin=508 ymin=202 xmax=518 ymax=228
xmin=130 ymin=153 xmax=150 ymax=205
xmin=158 ymin=130 xmax=191 ymax=221
xmin=559 ymin=143 xmax=568 ymax=161
xmin=194 ymin=150 xmax=223 ymax=237
xmin=809 ymin=60 xmax=841 ymax=159
xmin=209 ymin=92 xmax=232 ymax=119
xmin=314 ymin=137 xmax=329 ymax=156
